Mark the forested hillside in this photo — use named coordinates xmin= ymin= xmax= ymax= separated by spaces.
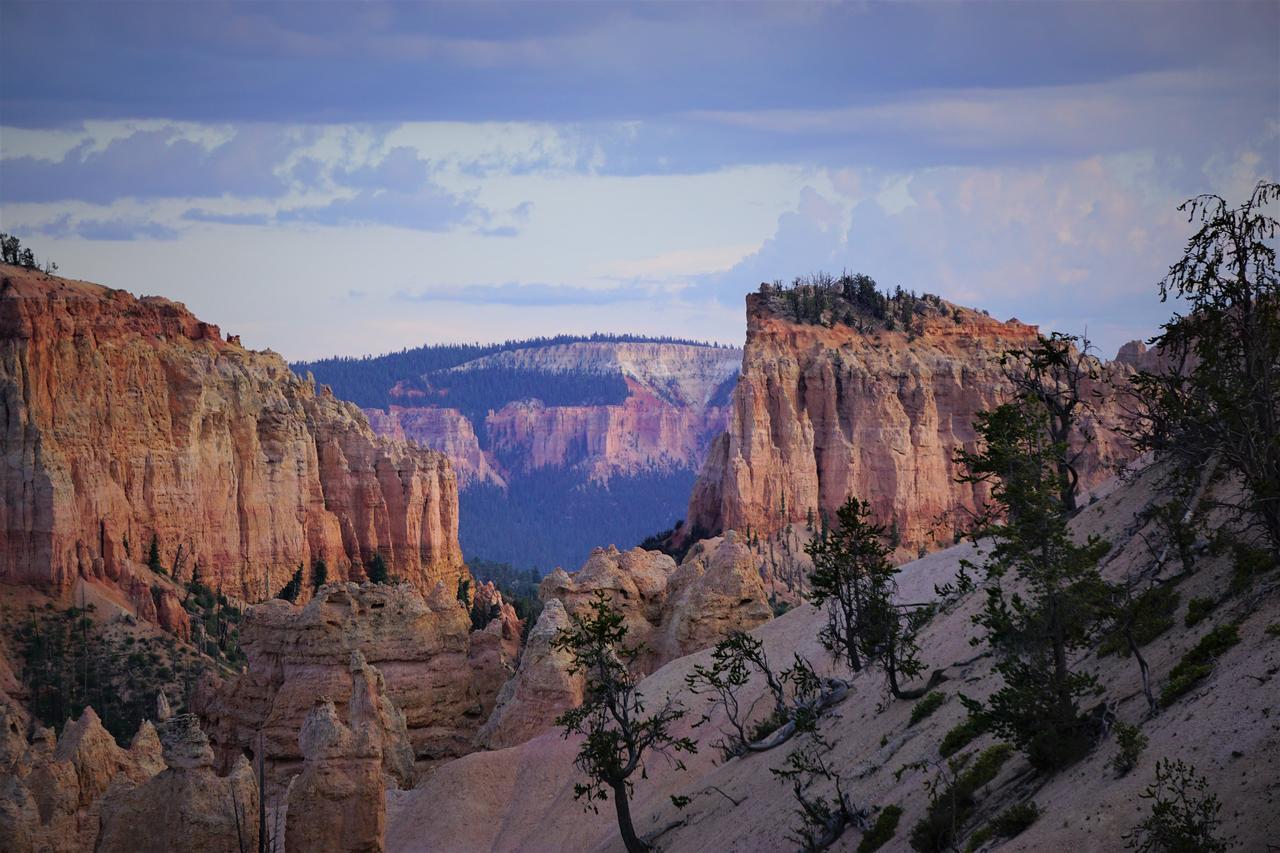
xmin=293 ymin=333 xmax=728 ymax=410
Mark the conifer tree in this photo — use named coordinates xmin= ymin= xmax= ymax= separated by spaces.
xmin=553 ymin=591 xmax=696 ymax=852
xmin=805 ymin=497 xmax=926 ymax=699
xmin=957 ymin=399 xmax=1110 ymax=771
xmin=147 ymin=534 xmax=164 ymax=575
xmin=365 ymin=552 xmax=389 ymax=584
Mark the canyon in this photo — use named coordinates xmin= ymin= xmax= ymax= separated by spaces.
xmin=2 ymin=266 xmax=1271 ymax=853
xmin=300 ymin=338 xmax=740 ymax=571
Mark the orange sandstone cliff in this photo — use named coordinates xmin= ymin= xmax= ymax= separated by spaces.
xmin=684 ymin=289 xmax=1138 ymax=554
xmin=0 ymin=266 xmax=463 ymax=606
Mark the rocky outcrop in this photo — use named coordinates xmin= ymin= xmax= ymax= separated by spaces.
xmin=481 ymin=536 xmax=770 ymax=748
xmin=0 ymin=266 xmax=463 ymax=611
xmin=654 ymin=534 xmax=774 ymax=661
xmin=467 ymin=583 xmax=523 ymax=721
xmin=0 ymin=708 xmax=168 ymax=853
xmin=685 ymin=290 xmax=1139 ymax=554
xmin=202 ymin=581 xmax=496 ymax=791
xmin=96 ymin=713 xmax=259 ymax=853
xmin=284 ymin=657 xmax=391 ymax=853
xmin=477 ymin=598 xmax=582 ymax=750
xmin=365 ymin=406 xmax=506 ymax=489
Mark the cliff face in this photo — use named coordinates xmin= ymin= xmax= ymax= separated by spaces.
xmin=0 ymin=266 xmax=463 ymax=604
xmin=368 ymin=341 xmax=740 ymax=485
xmin=364 ymin=406 xmax=505 ymax=489
xmin=685 ymin=292 xmax=1136 ymax=553
xmin=483 ymin=391 xmax=730 ymax=482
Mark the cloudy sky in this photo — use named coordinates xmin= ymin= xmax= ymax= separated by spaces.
xmin=1 ymin=1 xmax=1276 ymax=360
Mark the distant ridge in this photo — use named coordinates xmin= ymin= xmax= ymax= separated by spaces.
xmin=292 ymin=332 xmax=735 ymax=410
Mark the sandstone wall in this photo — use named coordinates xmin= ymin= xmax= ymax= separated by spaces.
xmin=364 ymin=406 xmax=505 ymax=489
xmin=201 ymin=581 xmax=508 ymax=789
xmin=0 ymin=266 xmax=463 ymax=604
xmin=685 ymin=292 xmax=1139 ymax=553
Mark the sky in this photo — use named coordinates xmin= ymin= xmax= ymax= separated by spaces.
xmin=0 ymin=1 xmax=1277 ymax=360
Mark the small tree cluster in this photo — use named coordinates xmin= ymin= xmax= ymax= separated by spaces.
xmin=1 ymin=232 xmax=55 ymax=271
xmin=806 ymin=496 xmax=928 ymax=700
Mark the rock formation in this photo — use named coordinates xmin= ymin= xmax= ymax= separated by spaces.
xmin=466 ymin=582 xmax=524 ymax=720
xmin=96 ymin=713 xmax=259 ymax=853
xmin=476 ymin=598 xmax=582 ymax=750
xmin=284 ymin=658 xmax=391 ymax=853
xmin=0 ymin=266 xmax=464 ymax=612
xmin=684 ymin=289 xmax=1140 ymax=555
xmin=365 ymin=406 xmax=506 ymax=488
xmin=654 ymin=534 xmax=774 ymax=661
xmin=202 ymin=581 xmax=500 ymax=790
xmin=480 ymin=535 xmax=770 ymax=748
xmin=0 ymin=707 xmax=168 ymax=853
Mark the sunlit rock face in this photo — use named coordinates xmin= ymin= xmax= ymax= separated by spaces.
xmin=684 ymin=291 xmax=1142 ymax=556
xmin=0 ymin=265 xmax=464 ymax=611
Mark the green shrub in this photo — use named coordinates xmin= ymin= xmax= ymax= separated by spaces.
xmin=1184 ymin=596 xmax=1215 ymax=628
xmin=858 ymin=804 xmax=903 ymax=853
xmin=940 ymin=715 xmax=988 ymax=758
xmin=910 ymin=691 xmax=946 ymax=726
xmin=989 ymin=801 xmax=1040 ymax=836
xmin=1229 ymin=541 xmax=1276 ymax=590
xmin=1108 ymin=722 xmax=1149 ymax=777
xmin=1098 ymin=585 xmax=1179 ymax=657
xmin=1124 ymin=759 xmax=1227 ymax=852
xmin=1159 ymin=623 xmax=1241 ymax=706
xmin=1265 ymin=622 xmax=1280 ymax=638
xmin=909 ymin=744 xmax=1014 ymax=852
xmin=964 ymin=801 xmax=1041 ymax=852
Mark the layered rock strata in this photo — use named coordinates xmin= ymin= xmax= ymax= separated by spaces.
xmin=365 ymin=341 xmax=741 ymax=485
xmin=201 ymin=581 xmax=508 ymax=789
xmin=365 ymin=406 xmax=505 ymax=488
xmin=0 ymin=266 xmax=463 ymax=607
xmin=685 ymin=291 xmax=1140 ymax=554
